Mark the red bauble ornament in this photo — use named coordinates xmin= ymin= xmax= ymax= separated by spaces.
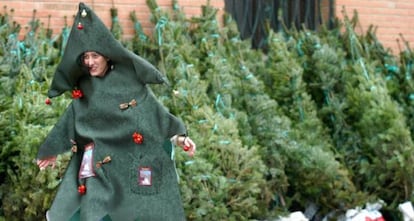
xmin=78 ymin=184 xmax=86 ymax=195
xmin=72 ymin=89 xmax=83 ymax=99
xmin=132 ymin=132 xmax=144 ymax=144
xmin=77 ymin=22 xmax=84 ymax=30
xmin=45 ymin=98 xmax=51 ymax=105
xmin=183 ymin=145 xmax=190 ymax=152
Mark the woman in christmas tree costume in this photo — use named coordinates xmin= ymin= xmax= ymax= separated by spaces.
xmin=36 ymin=3 xmax=196 ymax=221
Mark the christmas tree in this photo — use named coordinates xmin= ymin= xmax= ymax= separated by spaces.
xmin=2 ymin=1 xmax=414 ymax=220
xmin=0 ymin=7 xmax=71 ymax=220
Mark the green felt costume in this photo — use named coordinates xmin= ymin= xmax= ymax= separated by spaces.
xmin=37 ymin=2 xmax=187 ymax=221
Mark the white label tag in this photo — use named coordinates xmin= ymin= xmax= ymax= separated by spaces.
xmin=138 ymin=167 xmax=152 ymax=186
xmin=79 ymin=143 xmax=96 ymax=179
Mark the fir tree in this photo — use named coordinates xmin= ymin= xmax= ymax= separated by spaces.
xmin=110 ymin=7 xmax=123 ymax=40
xmin=137 ymin=1 xmax=270 ymax=219
xmin=260 ymin=31 xmax=366 ymax=217
xmin=295 ymin=10 xmax=414 ymax=213
xmin=2 ymin=0 xmax=414 ymax=220
xmin=0 ymin=8 xmax=69 ymax=219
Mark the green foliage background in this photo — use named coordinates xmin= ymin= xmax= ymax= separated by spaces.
xmin=1 ymin=0 xmax=414 ymax=220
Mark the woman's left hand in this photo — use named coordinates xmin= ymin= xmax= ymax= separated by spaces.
xmin=173 ymin=135 xmax=196 ymax=157
xmin=182 ymin=136 xmax=196 ymax=157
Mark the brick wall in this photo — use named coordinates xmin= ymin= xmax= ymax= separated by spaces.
xmin=2 ymin=0 xmax=413 ymax=54
xmin=335 ymin=0 xmax=414 ymax=54
xmin=1 ymin=0 xmax=225 ymax=39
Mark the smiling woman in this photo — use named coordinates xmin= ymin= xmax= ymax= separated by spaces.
xmin=82 ymin=51 xmax=110 ymax=77
xmin=36 ymin=3 xmax=196 ymax=220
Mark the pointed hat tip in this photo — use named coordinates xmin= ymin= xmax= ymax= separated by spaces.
xmin=79 ymin=2 xmax=87 ymax=9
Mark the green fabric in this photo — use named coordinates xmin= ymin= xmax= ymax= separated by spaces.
xmin=69 ymin=209 xmax=113 ymax=221
xmin=37 ymin=104 xmax=75 ymax=159
xmin=163 ymin=139 xmax=173 ymax=158
xmin=68 ymin=210 xmax=80 ymax=221
xmin=38 ymin=3 xmax=187 ymax=221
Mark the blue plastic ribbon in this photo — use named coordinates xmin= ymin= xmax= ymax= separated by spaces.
xmin=185 ymin=160 xmax=195 ymax=165
xmin=227 ymin=178 xmax=237 ymax=183
xmin=199 ymin=175 xmax=211 ymax=180
xmin=198 ymin=119 xmax=208 ymax=124
xmin=385 ymin=64 xmax=399 ymax=74
xmin=211 ymin=34 xmax=219 ymax=38
xmin=219 ymin=140 xmax=231 ymax=145
xmin=61 ymin=26 xmax=70 ymax=55
xmin=359 ymin=58 xmax=370 ymax=80
xmin=406 ymin=61 xmax=412 ymax=80
xmin=385 ymin=75 xmax=393 ymax=81
xmin=155 ymin=16 xmax=168 ymax=46
xmin=296 ymin=40 xmax=304 ymax=56
xmin=245 ymin=73 xmax=253 ymax=80
xmin=134 ymin=22 xmax=147 ymax=41
xmin=215 ymin=94 xmax=225 ymax=116
xmin=173 ymin=3 xmax=179 ymax=11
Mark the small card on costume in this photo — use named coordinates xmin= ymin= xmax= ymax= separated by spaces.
xmin=138 ymin=167 xmax=152 ymax=186
xmin=79 ymin=143 xmax=96 ymax=178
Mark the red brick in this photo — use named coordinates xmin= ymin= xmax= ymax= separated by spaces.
xmin=336 ymin=0 xmax=414 ymax=53
xmin=2 ymin=0 xmax=414 ymax=54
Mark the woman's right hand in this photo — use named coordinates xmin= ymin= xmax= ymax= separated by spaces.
xmin=37 ymin=156 xmax=57 ymax=170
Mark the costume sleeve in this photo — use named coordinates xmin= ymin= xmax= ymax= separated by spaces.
xmin=145 ymin=88 xmax=186 ymax=138
xmin=165 ymin=113 xmax=187 ymax=138
xmin=37 ymin=103 xmax=75 ymax=159
xmin=132 ymin=53 xmax=166 ymax=85
xmin=159 ymin=112 xmax=184 ymax=158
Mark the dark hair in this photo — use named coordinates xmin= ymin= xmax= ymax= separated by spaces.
xmin=78 ymin=51 xmax=106 ymax=65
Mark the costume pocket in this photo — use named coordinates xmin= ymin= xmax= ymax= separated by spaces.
xmin=130 ymin=156 xmax=163 ymax=195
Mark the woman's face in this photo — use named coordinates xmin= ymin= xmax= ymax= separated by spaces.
xmin=82 ymin=51 xmax=109 ymax=77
